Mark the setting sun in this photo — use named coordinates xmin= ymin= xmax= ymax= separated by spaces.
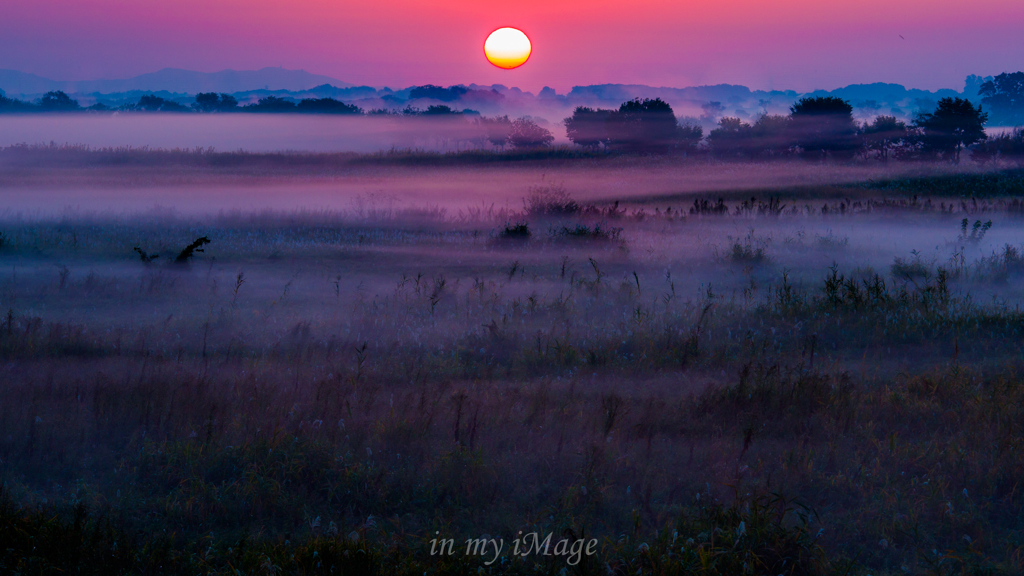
xmin=484 ymin=27 xmax=531 ymax=70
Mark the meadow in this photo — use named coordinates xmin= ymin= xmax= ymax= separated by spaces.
xmin=2 ymin=147 xmax=1024 ymax=575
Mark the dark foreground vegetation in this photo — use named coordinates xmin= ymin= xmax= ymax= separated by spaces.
xmin=3 ymin=170 xmax=1024 ymax=574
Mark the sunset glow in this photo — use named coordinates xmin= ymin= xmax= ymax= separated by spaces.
xmin=1 ymin=0 xmax=1021 ymax=91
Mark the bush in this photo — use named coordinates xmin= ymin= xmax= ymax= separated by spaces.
xmin=729 ymin=230 xmax=770 ymax=263
xmin=891 ymin=253 xmax=931 ymax=281
xmin=972 ymin=127 xmax=1024 ymax=162
xmin=731 ymin=242 xmax=766 ymax=263
xmin=508 ymin=118 xmax=554 ymax=149
xmin=499 ymin=221 xmax=531 ymax=240
xmin=475 ymin=115 xmax=512 ymax=148
xmin=524 ymin=183 xmax=579 ymax=217
xmin=972 ymin=244 xmax=1024 ymax=282
xmin=553 ymin=223 xmax=621 ymax=241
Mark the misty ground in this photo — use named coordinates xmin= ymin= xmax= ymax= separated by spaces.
xmin=2 ymin=150 xmax=1024 ymax=575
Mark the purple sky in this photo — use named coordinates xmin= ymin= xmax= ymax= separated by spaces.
xmin=1 ymin=0 xmax=1021 ymax=92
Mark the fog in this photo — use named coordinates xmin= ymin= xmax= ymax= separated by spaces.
xmin=3 ymin=180 xmax=1024 ymax=361
xmin=0 ymin=113 xmax=544 ymax=153
xmin=5 ymin=149 xmax=1024 ymax=573
xmin=0 ymin=149 xmax=989 ymax=217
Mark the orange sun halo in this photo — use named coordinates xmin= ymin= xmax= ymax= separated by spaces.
xmin=484 ymin=27 xmax=531 ymax=69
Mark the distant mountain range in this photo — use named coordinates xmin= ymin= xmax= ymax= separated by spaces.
xmin=0 ymin=67 xmax=983 ymax=124
xmin=0 ymin=67 xmax=353 ymax=96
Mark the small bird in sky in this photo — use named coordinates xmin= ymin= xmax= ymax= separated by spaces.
xmin=899 ymin=35 xmax=905 ymax=39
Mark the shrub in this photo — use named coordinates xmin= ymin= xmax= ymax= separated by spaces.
xmin=972 ymin=127 xmax=1024 ymax=162
xmin=972 ymin=244 xmax=1024 ymax=282
xmin=553 ymin=223 xmax=621 ymax=241
xmin=891 ymin=253 xmax=931 ymax=281
xmin=731 ymin=242 xmax=766 ymax=263
xmin=524 ymin=183 xmax=579 ymax=217
xmin=499 ymin=221 xmax=531 ymax=240
xmin=508 ymin=118 xmax=554 ymax=149
xmin=729 ymin=230 xmax=770 ymax=263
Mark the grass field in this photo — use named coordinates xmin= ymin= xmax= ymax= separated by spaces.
xmin=1 ymin=150 xmax=1024 ymax=575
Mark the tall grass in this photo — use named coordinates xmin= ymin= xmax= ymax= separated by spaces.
xmin=4 ymin=179 xmax=1024 ymax=574
xmin=2 ymin=261 xmax=1023 ymax=573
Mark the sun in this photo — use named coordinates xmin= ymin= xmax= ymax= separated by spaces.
xmin=484 ymin=27 xmax=532 ymax=69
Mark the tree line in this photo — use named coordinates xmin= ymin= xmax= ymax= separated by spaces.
xmin=703 ymin=96 xmax=989 ymax=163
xmin=0 ymin=91 xmax=368 ymax=115
xmin=3 ymin=71 xmax=1022 ymax=161
xmin=0 ymin=88 xmax=506 ymax=119
xmin=559 ymin=71 xmax=1024 ymax=162
xmin=564 ymin=94 xmax=1022 ymax=163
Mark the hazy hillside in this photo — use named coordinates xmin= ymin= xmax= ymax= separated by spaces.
xmin=0 ymin=67 xmax=990 ymax=124
xmin=0 ymin=67 xmax=352 ymax=97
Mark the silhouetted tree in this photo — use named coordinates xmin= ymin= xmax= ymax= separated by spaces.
xmin=915 ymin=97 xmax=988 ymax=163
xmin=193 ymin=93 xmax=238 ymax=112
xmin=564 ymin=106 xmax=612 ymax=148
xmin=296 ymin=97 xmax=361 ymax=114
xmin=38 ymin=91 xmax=81 ymax=111
xmin=0 ymin=94 xmax=33 ymax=113
xmin=979 ymin=72 xmax=1024 ymax=126
xmin=476 ymin=115 xmax=513 ymax=148
xmin=677 ymin=121 xmax=704 ymax=154
xmin=508 ymin=117 xmax=554 ymax=149
xmin=607 ymin=98 xmax=680 ymax=153
xmin=420 ymin=104 xmax=458 ymax=115
xmin=707 ymin=114 xmax=791 ymax=159
xmin=971 ymin=127 xmax=1024 ymax=163
xmin=132 ymin=95 xmax=189 ymax=112
xmin=194 ymin=92 xmax=219 ymax=112
xmin=862 ymin=115 xmax=916 ymax=161
xmin=749 ymin=114 xmax=792 ymax=157
xmin=220 ymin=94 xmax=239 ymax=110
xmin=246 ymin=96 xmax=297 ymax=112
xmin=789 ymin=96 xmax=858 ymax=159
xmin=409 ymin=85 xmax=468 ymax=102
xmin=707 ymin=117 xmax=753 ymax=158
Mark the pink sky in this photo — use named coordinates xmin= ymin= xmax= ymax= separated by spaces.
xmin=2 ymin=0 xmax=1021 ymax=92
